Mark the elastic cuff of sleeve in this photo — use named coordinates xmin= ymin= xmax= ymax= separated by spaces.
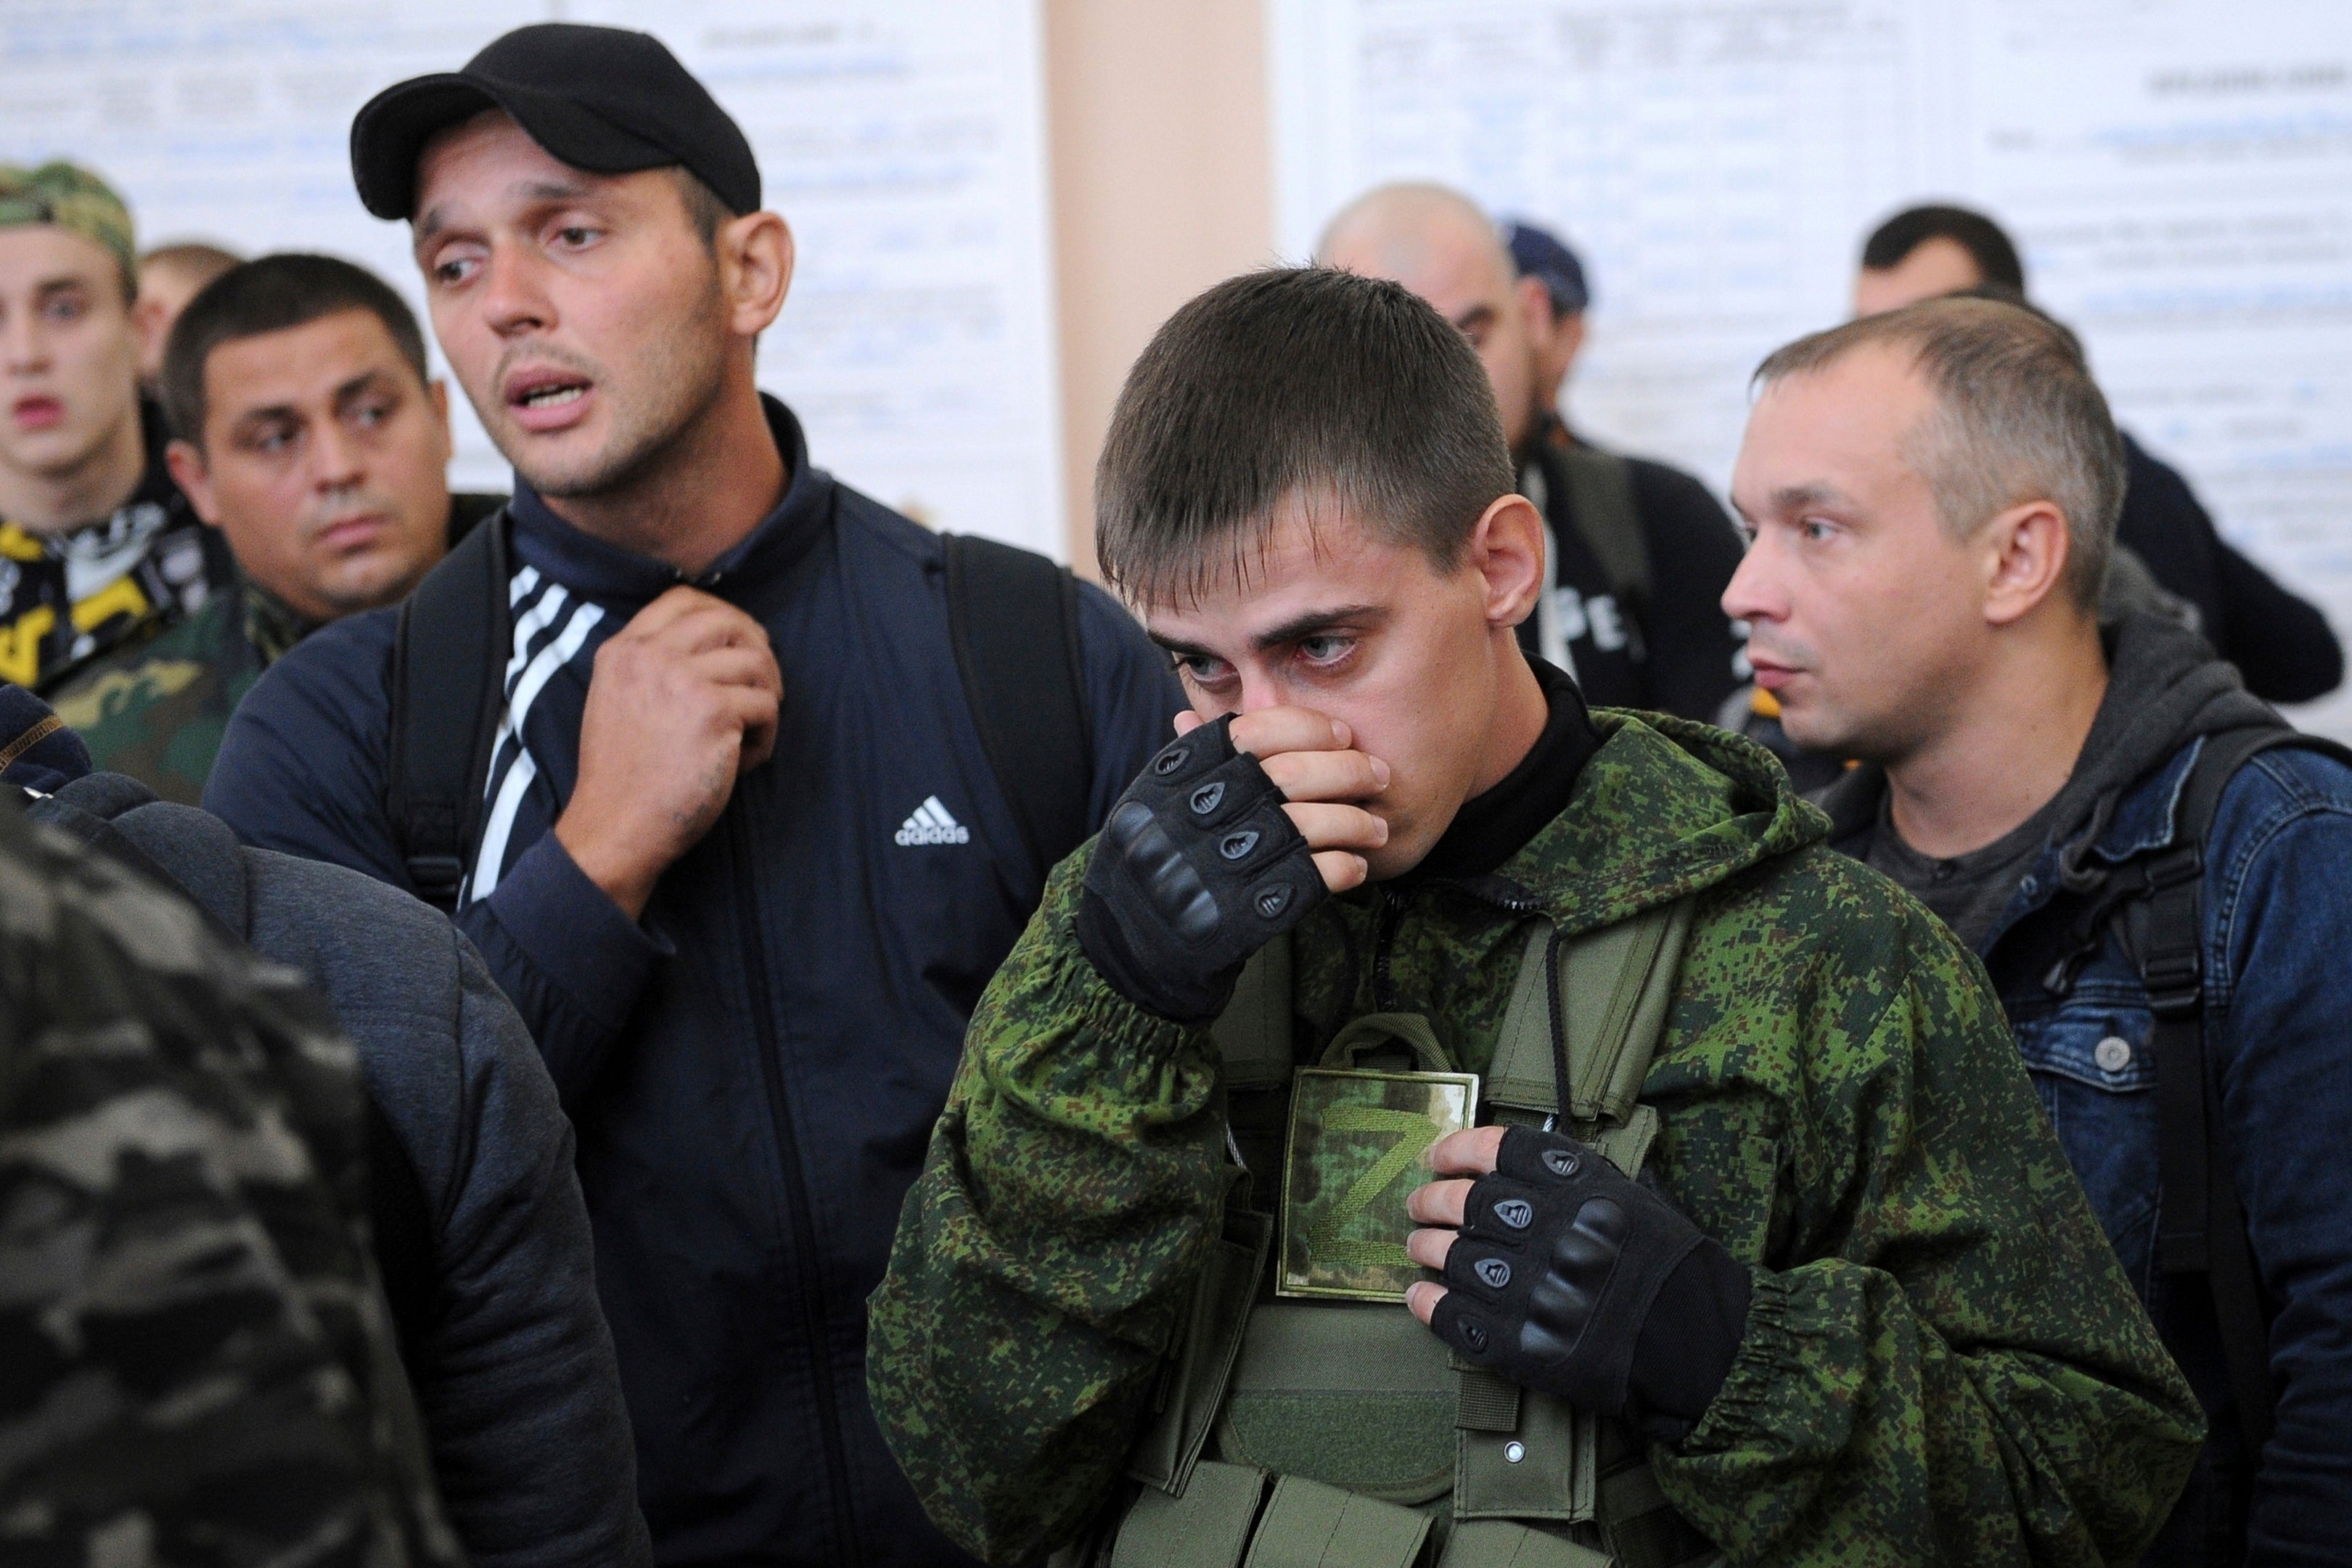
xmin=1059 ymin=902 xmax=1205 ymax=1060
xmin=1674 ymin=1265 xmax=1800 ymax=1455
xmin=488 ymin=834 xmax=672 ymax=1021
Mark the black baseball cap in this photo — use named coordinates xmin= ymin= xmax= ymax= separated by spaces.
xmin=350 ymin=23 xmax=761 ymax=222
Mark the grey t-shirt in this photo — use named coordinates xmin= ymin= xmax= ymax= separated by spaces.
xmin=1865 ymin=789 xmax=2068 ymax=952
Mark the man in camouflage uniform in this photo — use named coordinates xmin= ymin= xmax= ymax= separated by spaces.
xmin=867 ymin=267 xmax=2200 ymax=1565
xmin=50 ymin=253 xmax=499 ymax=802
xmin=0 ymin=163 xmax=234 ymax=713
xmin=0 ymin=794 xmax=462 ymax=1564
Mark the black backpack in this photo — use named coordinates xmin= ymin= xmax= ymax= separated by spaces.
xmin=384 ymin=511 xmax=1098 ymax=913
xmin=1988 ymin=723 xmax=2352 ymax=1453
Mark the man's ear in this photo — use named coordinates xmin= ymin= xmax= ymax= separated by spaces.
xmin=1552 ymin=311 xmax=1587 ymax=373
xmin=1515 ymin=276 xmax=1555 ymax=348
xmin=133 ymin=295 xmax=172 ymax=366
xmin=164 ymin=438 xmax=221 ymax=528
xmin=1981 ymin=498 xmax=2073 ymax=627
xmin=1470 ymin=493 xmax=1546 ymax=631
xmin=427 ymin=377 xmax=454 ymax=466
xmin=718 ymin=211 xmax=794 ymax=340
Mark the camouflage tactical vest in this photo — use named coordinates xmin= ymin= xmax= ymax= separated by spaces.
xmin=1092 ymin=900 xmax=1721 ymax=1568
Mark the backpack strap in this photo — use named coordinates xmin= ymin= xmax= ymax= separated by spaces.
xmin=1551 ymin=446 xmax=1651 ymax=611
xmin=2144 ymin=725 xmax=2352 ymax=1453
xmin=386 ymin=512 xmax=512 ymax=914
xmin=943 ymin=534 xmax=1096 ymax=887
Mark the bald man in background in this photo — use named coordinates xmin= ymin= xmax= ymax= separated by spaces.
xmin=1321 ymin=183 xmax=1747 ymax=721
xmin=135 ymin=242 xmax=239 ymax=392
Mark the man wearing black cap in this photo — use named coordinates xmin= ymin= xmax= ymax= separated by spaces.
xmin=203 ymin=25 xmax=1181 ymax=1568
xmin=1322 ymin=187 xmax=1748 ymax=723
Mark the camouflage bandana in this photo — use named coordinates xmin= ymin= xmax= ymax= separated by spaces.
xmin=0 ymin=161 xmax=136 ymax=289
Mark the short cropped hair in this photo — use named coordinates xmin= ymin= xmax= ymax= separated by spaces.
xmin=161 ymin=254 xmax=430 ymax=446
xmin=139 ymin=241 xmax=241 ymax=292
xmin=1861 ymin=204 xmax=2025 ymax=293
xmin=1094 ymin=267 xmax=1514 ymax=605
xmin=1754 ymin=295 xmax=2123 ymax=609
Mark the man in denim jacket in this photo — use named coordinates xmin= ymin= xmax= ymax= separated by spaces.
xmin=1724 ymin=292 xmax=2352 ymax=1564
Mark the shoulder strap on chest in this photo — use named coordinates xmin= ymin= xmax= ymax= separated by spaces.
xmin=387 ymin=511 xmax=511 ymax=914
xmin=943 ymin=533 xmax=1096 ymax=887
xmin=1210 ymin=932 xmax=1295 ymax=1093
xmin=1205 ymin=899 xmax=1695 ymax=1164
xmin=1486 ymin=900 xmax=1693 ymax=1175
xmin=1551 ymin=446 xmax=1651 ymax=610
xmin=2143 ymin=723 xmax=2352 ymax=1453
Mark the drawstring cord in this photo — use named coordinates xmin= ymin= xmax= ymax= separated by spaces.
xmin=1544 ymin=924 xmax=1570 ymax=1134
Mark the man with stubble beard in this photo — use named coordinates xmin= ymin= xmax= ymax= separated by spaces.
xmin=203 ymin=24 xmax=1181 ymax=1567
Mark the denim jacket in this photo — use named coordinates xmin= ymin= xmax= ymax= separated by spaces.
xmin=1827 ymin=734 xmax=2352 ymax=1565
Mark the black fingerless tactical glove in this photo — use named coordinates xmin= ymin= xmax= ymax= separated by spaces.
xmin=1430 ymin=1126 xmax=1753 ymax=1443
xmin=1077 ymin=718 xmax=1327 ymax=1022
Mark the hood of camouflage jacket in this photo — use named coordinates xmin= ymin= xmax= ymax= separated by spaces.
xmin=1445 ymin=707 xmax=1831 ymax=938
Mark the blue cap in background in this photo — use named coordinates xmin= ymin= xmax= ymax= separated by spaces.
xmin=1504 ymin=220 xmax=1591 ymax=316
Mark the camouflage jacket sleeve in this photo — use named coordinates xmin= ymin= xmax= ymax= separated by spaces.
xmin=1647 ymin=852 xmax=2203 ymax=1565
xmin=867 ymin=847 xmax=1232 ymax=1565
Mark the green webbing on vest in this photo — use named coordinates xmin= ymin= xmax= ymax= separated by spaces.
xmin=1113 ymin=1460 xmax=1267 ymax=1568
xmin=1486 ymin=905 xmax=1691 ymax=1130
xmin=1242 ymin=1474 xmax=1431 ymax=1568
xmin=1456 ymin=1366 xmax=1520 ymax=1433
xmin=1440 ymin=1520 xmax=1615 ymax=1568
xmin=1554 ymin=446 xmax=1651 ymax=609
xmin=1212 ymin=933 xmax=1293 ymax=1092
xmin=1320 ymin=1012 xmax=1454 ymax=1075
xmin=1129 ymin=1202 xmax=1271 ymax=1498
xmin=1124 ymin=899 xmax=1713 ymax=1568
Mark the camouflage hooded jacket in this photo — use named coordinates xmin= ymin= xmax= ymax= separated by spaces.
xmin=867 ymin=712 xmax=2202 ymax=1567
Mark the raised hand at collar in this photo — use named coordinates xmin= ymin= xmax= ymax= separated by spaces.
xmin=554 ymin=585 xmax=782 ymax=921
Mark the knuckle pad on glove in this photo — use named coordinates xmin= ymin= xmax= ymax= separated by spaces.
xmin=1084 ymin=718 xmax=1327 ymax=976
xmin=1421 ymin=1128 xmax=1705 ymax=1418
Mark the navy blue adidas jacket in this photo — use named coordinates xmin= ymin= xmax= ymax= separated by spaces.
xmin=206 ymin=398 xmax=1183 ymax=1567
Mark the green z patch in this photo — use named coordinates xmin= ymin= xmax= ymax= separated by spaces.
xmin=1278 ymin=1067 xmax=1478 ymax=1302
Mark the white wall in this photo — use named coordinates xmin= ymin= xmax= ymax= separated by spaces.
xmin=0 ymin=0 xmax=1066 ymax=557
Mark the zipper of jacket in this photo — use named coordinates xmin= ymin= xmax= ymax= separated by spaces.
xmin=727 ymin=805 xmax=863 ymax=1564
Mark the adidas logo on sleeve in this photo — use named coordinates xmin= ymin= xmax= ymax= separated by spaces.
xmin=894 ymin=795 xmax=970 ymax=846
